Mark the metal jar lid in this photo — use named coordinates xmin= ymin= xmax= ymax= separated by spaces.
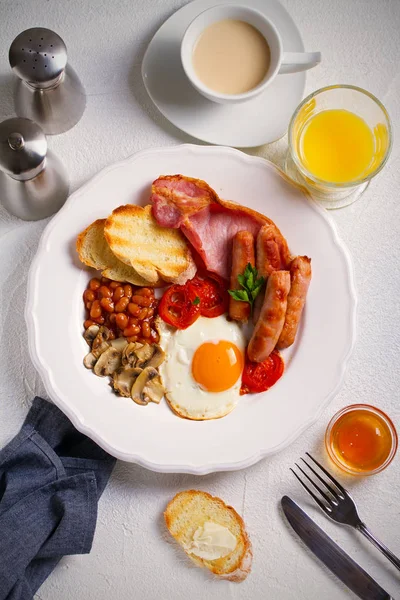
xmin=9 ymin=28 xmax=67 ymax=88
xmin=0 ymin=117 xmax=47 ymax=180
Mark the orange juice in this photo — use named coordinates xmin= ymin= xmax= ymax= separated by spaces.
xmin=299 ymin=109 xmax=375 ymax=183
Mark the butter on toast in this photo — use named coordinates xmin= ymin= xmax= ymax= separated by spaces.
xmin=164 ymin=490 xmax=252 ymax=582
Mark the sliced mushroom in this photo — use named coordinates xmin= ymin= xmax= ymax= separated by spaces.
xmin=135 ymin=343 xmax=165 ymax=369
xmin=91 ymin=326 xmax=111 ymax=358
xmin=122 ymin=342 xmax=143 ymax=367
xmin=94 ymin=346 xmax=122 ymax=377
xmin=144 ymin=375 xmax=164 ymax=404
xmin=83 ymin=325 xmax=100 ymax=346
xmin=112 ymin=366 xmax=141 ymax=397
xmin=83 ymin=352 xmax=97 ymax=369
xmin=134 ymin=343 xmax=154 ymax=367
xmin=92 ymin=326 xmax=111 ymax=351
xmin=110 ymin=337 xmax=128 ymax=352
xmin=145 ymin=344 xmax=165 ymax=369
xmin=92 ymin=341 xmax=110 ymax=359
xmin=131 ymin=366 xmax=165 ymax=405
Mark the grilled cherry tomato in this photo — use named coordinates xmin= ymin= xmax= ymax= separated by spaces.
xmin=240 ymin=350 xmax=284 ymax=395
xmin=188 ymin=272 xmax=229 ymax=318
xmin=158 ymin=283 xmax=200 ymax=329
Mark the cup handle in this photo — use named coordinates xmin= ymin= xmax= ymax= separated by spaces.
xmin=279 ymin=52 xmax=321 ymax=74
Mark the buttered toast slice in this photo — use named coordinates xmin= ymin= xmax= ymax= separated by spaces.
xmin=76 ymin=219 xmax=153 ymax=286
xmin=104 ymin=204 xmax=196 ymax=285
xmin=164 ymin=490 xmax=252 ymax=582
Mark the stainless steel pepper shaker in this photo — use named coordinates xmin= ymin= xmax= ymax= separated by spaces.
xmin=9 ymin=28 xmax=86 ymax=134
xmin=0 ymin=117 xmax=69 ymax=220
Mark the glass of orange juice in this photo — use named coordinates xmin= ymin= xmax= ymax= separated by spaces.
xmin=286 ymin=85 xmax=392 ymax=209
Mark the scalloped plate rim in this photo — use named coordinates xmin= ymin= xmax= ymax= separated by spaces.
xmin=25 ymin=144 xmax=357 ymax=474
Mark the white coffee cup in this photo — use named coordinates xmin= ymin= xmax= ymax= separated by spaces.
xmin=181 ymin=4 xmax=321 ymax=104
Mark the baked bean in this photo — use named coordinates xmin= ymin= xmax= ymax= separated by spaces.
xmin=83 ymin=289 xmax=95 ymax=302
xmin=150 ymin=330 xmax=160 ymax=343
xmin=84 ymin=277 xmax=158 ymax=342
xmin=142 ymin=322 xmax=151 ymax=338
xmin=128 ymin=303 xmax=140 ymax=316
xmin=132 ymin=294 xmax=152 ymax=307
xmin=115 ymin=313 xmax=128 ymax=329
xmin=90 ymin=300 xmax=102 ymax=319
xmin=108 ymin=330 xmax=116 ymax=340
xmin=123 ymin=284 xmax=133 ymax=299
xmin=138 ymin=308 xmax=148 ymax=320
xmin=139 ymin=288 xmax=153 ymax=297
xmin=98 ymin=285 xmax=112 ymax=299
xmin=89 ymin=278 xmax=101 ymax=291
xmin=113 ymin=286 xmax=125 ymax=302
xmin=123 ymin=325 xmax=140 ymax=337
xmin=115 ymin=297 xmax=130 ymax=312
xmin=100 ymin=297 xmax=114 ymax=313
xmin=93 ymin=315 xmax=105 ymax=325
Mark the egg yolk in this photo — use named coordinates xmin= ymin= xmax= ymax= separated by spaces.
xmin=192 ymin=341 xmax=243 ymax=392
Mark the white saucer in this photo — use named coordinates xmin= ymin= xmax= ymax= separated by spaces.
xmin=142 ymin=0 xmax=307 ymax=147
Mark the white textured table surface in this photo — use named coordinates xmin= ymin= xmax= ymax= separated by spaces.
xmin=1 ymin=1 xmax=400 ymax=598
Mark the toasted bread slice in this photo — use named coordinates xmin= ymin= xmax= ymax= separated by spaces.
xmin=164 ymin=490 xmax=252 ymax=582
xmin=104 ymin=204 xmax=196 ymax=285
xmin=76 ymin=219 xmax=154 ymax=286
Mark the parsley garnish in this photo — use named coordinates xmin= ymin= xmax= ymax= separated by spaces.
xmin=192 ymin=296 xmax=200 ymax=306
xmin=228 ymin=263 xmax=265 ymax=314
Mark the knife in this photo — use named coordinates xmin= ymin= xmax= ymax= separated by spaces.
xmin=281 ymin=496 xmax=394 ymax=600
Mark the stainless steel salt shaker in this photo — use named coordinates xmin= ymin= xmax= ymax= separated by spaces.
xmin=9 ymin=28 xmax=86 ymax=134
xmin=0 ymin=117 xmax=69 ymax=220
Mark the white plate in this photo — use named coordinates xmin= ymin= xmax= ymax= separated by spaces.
xmin=142 ymin=0 xmax=306 ymax=147
xmin=26 ymin=145 xmax=356 ymax=474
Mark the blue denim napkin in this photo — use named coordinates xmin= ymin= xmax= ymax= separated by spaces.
xmin=0 ymin=397 xmax=116 ymax=600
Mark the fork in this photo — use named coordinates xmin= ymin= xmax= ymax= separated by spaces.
xmin=291 ymin=452 xmax=400 ymax=572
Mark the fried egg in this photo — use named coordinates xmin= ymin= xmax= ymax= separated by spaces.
xmin=158 ymin=315 xmax=245 ymax=420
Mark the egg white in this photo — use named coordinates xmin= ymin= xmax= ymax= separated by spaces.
xmin=158 ymin=315 xmax=246 ymax=420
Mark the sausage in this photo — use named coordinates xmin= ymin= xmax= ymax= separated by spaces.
xmin=253 ymin=225 xmax=291 ymax=324
xmin=276 ymin=256 xmax=312 ymax=350
xmin=229 ymin=231 xmax=255 ymax=322
xmin=257 ymin=225 xmax=282 ymax=276
xmin=248 ymin=270 xmax=291 ymax=362
xmin=276 ymin=229 xmax=291 ymax=271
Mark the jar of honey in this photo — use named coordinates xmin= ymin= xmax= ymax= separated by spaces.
xmin=325 ymin=404 xmax=398 ymax=476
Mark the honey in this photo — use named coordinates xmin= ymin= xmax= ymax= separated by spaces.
xmin=326 ymin=405 xmax=397 ymax=475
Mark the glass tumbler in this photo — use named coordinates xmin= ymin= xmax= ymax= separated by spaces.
xmin=285 ymin=85 xmax=392 ymax=209
xmin=325 ymin=404 xmax=398 ymax=476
